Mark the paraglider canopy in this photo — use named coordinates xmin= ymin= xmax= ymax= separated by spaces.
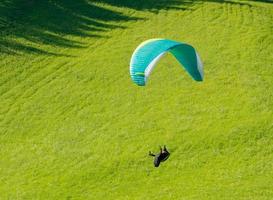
xmin=129 ymin=39 xmax=204 ymax=86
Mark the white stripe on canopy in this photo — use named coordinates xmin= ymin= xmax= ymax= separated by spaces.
xmin=144 ymin=52 xmax=166 ymax=82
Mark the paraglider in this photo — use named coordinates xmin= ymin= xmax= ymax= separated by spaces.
xmin=129 ymin=39 xmax=204 ymax=86
xmin=129 ymin=39 xmax=203 ymax=168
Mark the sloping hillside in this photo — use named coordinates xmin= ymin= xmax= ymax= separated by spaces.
xmin=0 ymin=0 xmax=273 ymax=199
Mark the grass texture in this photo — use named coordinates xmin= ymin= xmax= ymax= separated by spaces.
xmin=0 ymin=0 xmax=273 ymax=199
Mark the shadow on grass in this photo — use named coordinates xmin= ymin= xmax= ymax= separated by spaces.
xmin=1 ymin=0 xmax=271 ymax=56
xmin=95 ymin=0 xmax=272 ymax=9
xmin=94 ymin=0 xmax=193 ymax=11
xmin=202 ymin=0 xmax=272 ymax=6
xmin=0 ymin=0 xmax=193 ymax=56
xmin=0 ymin=0 xmax=142 ymax=56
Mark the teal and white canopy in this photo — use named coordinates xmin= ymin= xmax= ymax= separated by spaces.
xmin=129 ymin=39 xmax=204 ymax=86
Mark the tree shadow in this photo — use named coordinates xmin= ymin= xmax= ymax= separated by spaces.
xmin=0 ymin=0 xmax=193 ymax=56
xmin=255 ymin=0 xmax=273 ymax=2
xmin=201 ymin=0 xmax=272 ymax=6
xmin=0 ymin=0 xmax=142 ymax=56
xmin=93 ymin=0 xmax=194 ymax=11
xmin=94 ymin=0 xmax=272 ymax=10
xmin=1 ymin=0 xmax=270 ymax=56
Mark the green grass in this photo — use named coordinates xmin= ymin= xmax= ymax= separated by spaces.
xmin=0 ymin=0 xmax=273 ymax=199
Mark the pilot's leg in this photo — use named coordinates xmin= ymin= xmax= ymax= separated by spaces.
xmin=149 ymin=151 xmax=155 ymax=157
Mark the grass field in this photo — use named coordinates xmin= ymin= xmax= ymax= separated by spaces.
xmin=0 ymin=0 xmax=273 ymax=199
